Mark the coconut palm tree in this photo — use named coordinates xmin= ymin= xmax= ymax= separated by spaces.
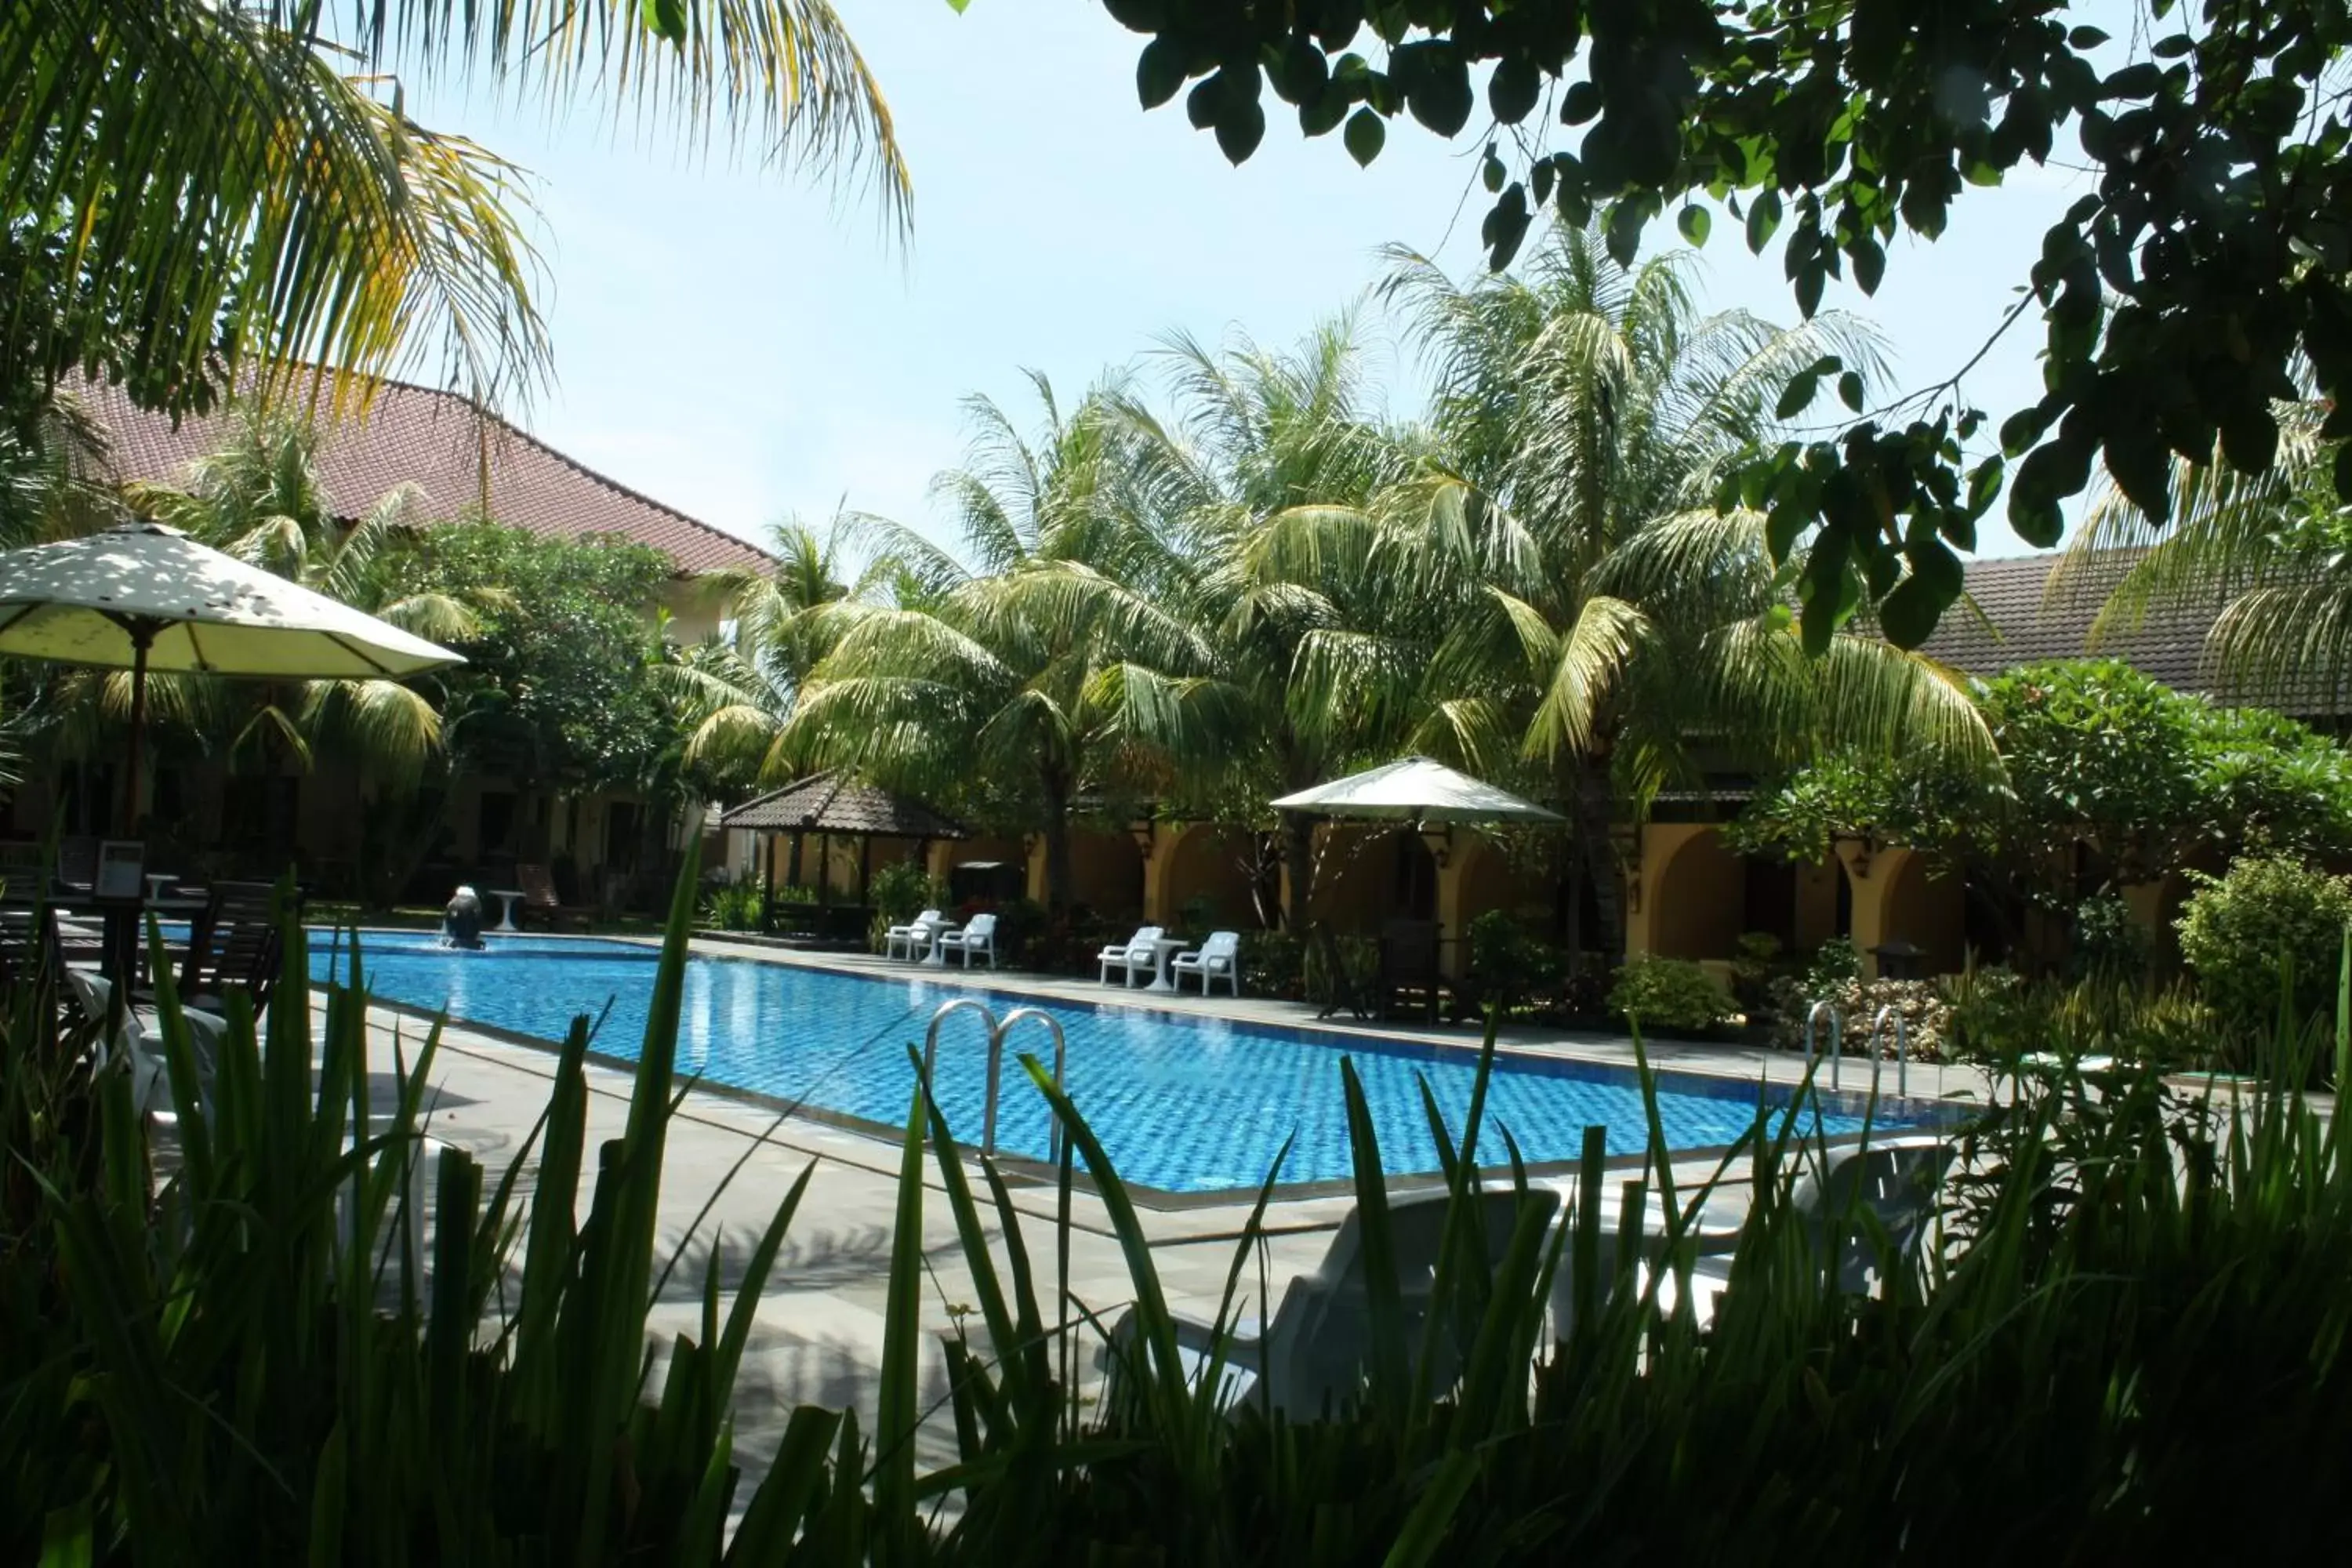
xmin=2 ymin=1 xmax=905 ymax=429
xmin=785 ymin=376 xmax=1236 ymax=913
xmin=2056 ymin=399 xmax=2352 ymax=702
xmin=125 ymin=408 xmax=485 ymax=789
xmin=1269 ymin=223 xmax=1994 ymax=951
xmin=1115 ymin=311 xmax=1418 ymax=926
xmin=660 ymin=510 xmax=953 ymax=792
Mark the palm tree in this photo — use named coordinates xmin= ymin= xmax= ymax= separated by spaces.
xmin=661 ymin=510 xmax=947 ymax=792
xmin=1269 ymin=223 xmax=1994 ymax=951
xmin=785 ymin=376 xmax=1234 ymax=913
xmin=126 ymin=408 xmax=485 ymax=789
xmin=2056 ymin=400 xmax=2352 ymax=701
xmin=2 ymin=1 xmax=906 ymax=429
xmin=1116 ymin=311 xmax=1415 ymax=926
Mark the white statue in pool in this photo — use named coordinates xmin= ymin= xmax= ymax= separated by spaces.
xmin=442 ymin=884 xmax=487 ymax=949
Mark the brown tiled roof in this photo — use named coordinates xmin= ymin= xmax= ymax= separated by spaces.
xmin=1919 ymin=551 xmax=2219 ymax=695
xmin=720 ymin=773 xmax=969 ymax=839
xmin=72 ymin=376 xmax=771 ymax=576
xmin=1913 ymin=551 xmax=2348 ymax=717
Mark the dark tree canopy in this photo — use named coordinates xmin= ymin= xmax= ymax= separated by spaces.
xmin=1102 ymin=1 xmax=2352 ymax=649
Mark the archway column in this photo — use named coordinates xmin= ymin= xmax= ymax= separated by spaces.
xmin=1838 ymin=840 xmax=1902 ymax=978
xmin=1140 ymin=822 xmax=1172 ymax=924
xmin=1625 ymin=823 xmax=1719 ymax=957
xmin=1434 ymin=833 xmax=1470 ymax=979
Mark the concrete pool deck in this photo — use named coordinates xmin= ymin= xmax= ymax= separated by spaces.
xmin=350 ymin=934 xmax=1993 ymax=1501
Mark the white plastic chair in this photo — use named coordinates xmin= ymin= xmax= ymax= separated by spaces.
xmin=67 ymin=969 xmax=225 ymax=1121
xmin=1096 ymin=925 xmax=1163 ymax=986
xmin=1548 ymin=1134 xmax=1952 ymax=1337
xmin=884 ymin=909 xmax=945 ymax=960
xmin=935 ymin=911 xmax=998 ymax=968
xmin=1099 ymin=1185 xmax=1561 ymax=1417
xmin=1171 ymin=930 xmax=1243 ymax=996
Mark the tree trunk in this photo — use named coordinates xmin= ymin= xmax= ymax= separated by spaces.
xmin=1040 ymin=771 xmax=1076 ymax=915
xmin=1571 ymin=757 xmax=1624 ymax=957
xmin=1281 ymin=812 xmax=1316 ymax=934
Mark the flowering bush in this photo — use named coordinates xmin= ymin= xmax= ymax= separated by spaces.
xmin=1769 ymin=976 xmax=1953 ymax=1063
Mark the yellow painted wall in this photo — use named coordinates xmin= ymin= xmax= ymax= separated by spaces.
xmin=1876 ymin=850 xmax=1968 ymax=975
xmin=1644 ymin=826 xmax=1746 ymax=960
xmin=1155 ymin=824 xmax=1264 ymax=927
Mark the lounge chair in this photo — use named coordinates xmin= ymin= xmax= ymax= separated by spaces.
xmin=1377 ymin=918 xmax=1445 ymax=1023
xmin=934 ymin=911 xmax=998 ymax=968
xmin=884 ymin=908 xmax=946 ymax=960
xmin=1548 ymin=1134 xmax=1953 ymax=1336
xmin=1171 ymin=930 xmax=1243 ymax=996
xmin=173 ymin=880 xmax=298 ymax=1014
xmin=67 ymin=969 xmax=226 ymax=1122
xmin=1099 ymin=1184 xmax=1563 ymax=1419
xmin=1097 ymin=925 xmax=1163 ymax=986
xmin=1310 ymin=925 xmax=1374 ymax=1020
xmin=515 ymin=863 xmax=593 ymax=929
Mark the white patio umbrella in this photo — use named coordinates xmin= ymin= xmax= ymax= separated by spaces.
xmin=0 ymin=520 xmax=463 ymax=833
xmin=1269 ymin=756 xmax=1564 ymax=825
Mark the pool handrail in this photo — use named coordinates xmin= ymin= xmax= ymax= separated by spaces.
xmin=1867 ymin=1004 xmax=1910 ymax=1098
xmin=920 ymin=998 xmax=1069 ymax=1160
xmin=1804 ymin=1000 xmax=1842 ymax=1092
xmin=993 ymin=1007 xmax=1068 ymax=1162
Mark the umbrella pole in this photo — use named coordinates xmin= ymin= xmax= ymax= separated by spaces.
xmin=119 ymin=626 xmax=154 ymax=837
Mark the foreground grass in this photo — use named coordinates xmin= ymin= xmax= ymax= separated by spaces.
xmin=5 ymin=854 xmax=2350 ymax=1562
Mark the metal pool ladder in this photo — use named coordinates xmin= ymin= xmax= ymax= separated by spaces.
xmin=1804 ymin=1000 xmax=1844 ymax=1091
xmin=1802 ymin=999 xmax=1910 ymax=1098
xmin=922 ymin=999 xmax=1068 ymax=1160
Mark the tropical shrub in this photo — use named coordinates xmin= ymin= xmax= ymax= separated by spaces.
xmin=1606 ymin=956 xmax=1737 ymax=1035
xmin=2177 ymin=855 xmax=2352 ymax=1039
xmin=1729 ymin=930 xmax=1785 ymax=1015
xmin=2068 ymin=891 xmax=2147 ymax=982
xmin=1239 ymin=928 xmax=1302 ymax=996
xmin=866 ymin=858 xmax=937 ymax=922
xmin=1801 ymin=935 xmax=1862 ymax=996
xmin=700 ymin=879 xmax=764 ymax=932
xmin=1467 ymin=909 xmax=1556 ymax=1013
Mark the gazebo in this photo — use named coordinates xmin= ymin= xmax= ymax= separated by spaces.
xmin=719 ymin=773 xmax=967 ymax=940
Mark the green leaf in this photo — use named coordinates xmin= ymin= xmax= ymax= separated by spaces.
xmin=1488 ymin=57 xmax=1541 ymax=125
xmin=1677 ymin=203 xmax=1711 ymax=245
xmin=1745 ymin=187 xmax=1783 ymax=252
xmin=1775 ymin=369 xmax=1822 ymax=421
xmin=1851 ymin=235 xmax=1886 ymax=293
xmin=1345 ymin=107 xmax=1386 ymax=166
xmin=1560 ymin=80 xmax=1602 ymax=125
xmin=1837 ymin=370 xmax=1866 ymax=412
xmin=641 ymin=0 xmax=688 ymax=44
xmin=2068 ymin=24 xmax=2111 ymax=48
xmin=1215 ymin=96 xmax=1267 ymax=163
xmin=1137 ymin=38 xmax=1188 ymax=110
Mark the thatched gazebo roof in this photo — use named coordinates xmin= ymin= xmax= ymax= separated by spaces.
xmin=719 ymin=772 xmax=968 ymax=840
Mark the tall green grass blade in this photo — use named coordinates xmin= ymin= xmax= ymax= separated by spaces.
xmin=1381 ymin=1449 xmax=1479 ymax=1568
xmin=1338 ymin=1058 xmax=1409 ymax=1421
xmin=872 ymin=1078 xmax=929 ymax=1546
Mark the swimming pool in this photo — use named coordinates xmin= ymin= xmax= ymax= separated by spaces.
xmin=312 ymin=933 xmax=1944 ymax=1196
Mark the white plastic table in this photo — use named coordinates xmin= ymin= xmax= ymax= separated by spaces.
xmin=924 ymin=923 xmax=960 ymax=967
xmin=143 ymin=873 xmax=175 ymax=903
xmin=1144 ymin=936 xmax=1192 ymax=993
xmin=485 ymin=888 xmax=525 ymax=933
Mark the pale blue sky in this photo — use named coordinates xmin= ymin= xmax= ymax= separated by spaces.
xmin=415 ymin=2 xmax=2095 ymax=562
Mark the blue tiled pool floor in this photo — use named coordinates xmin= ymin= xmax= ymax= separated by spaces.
xmin=314 ymin=934 xmax=1943 ymax=1196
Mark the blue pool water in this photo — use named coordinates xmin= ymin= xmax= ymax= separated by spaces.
xmin=311 ymin=933 xmax=1940 ymax=1196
